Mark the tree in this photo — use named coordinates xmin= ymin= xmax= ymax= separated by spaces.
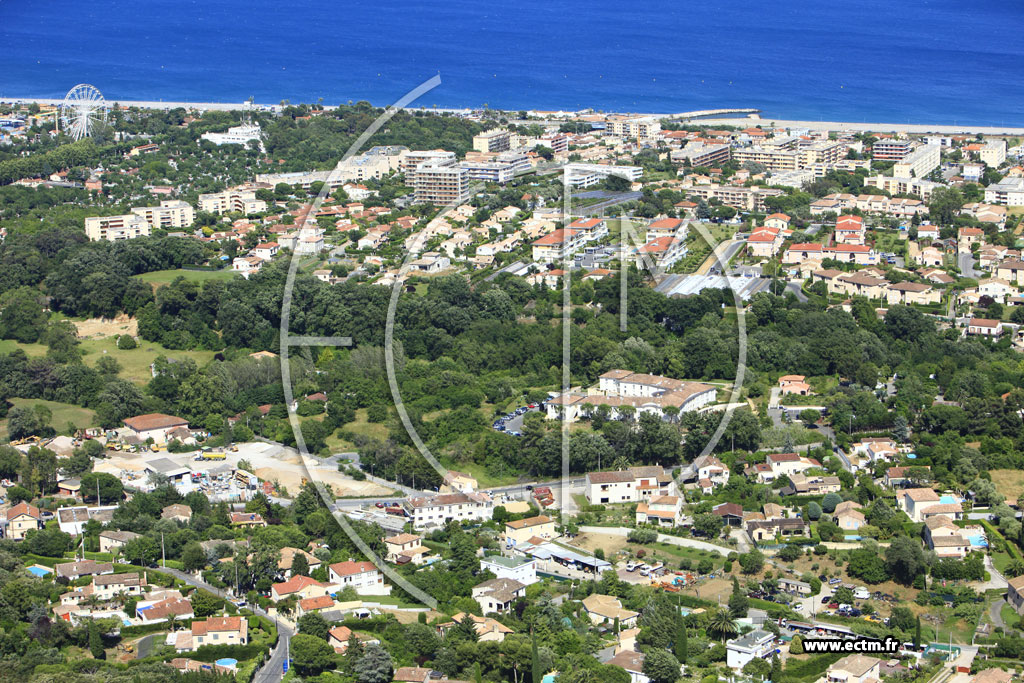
xmin=914 ymin=616 xmax=922 ymax=648
xmin=834 ymin=586 xmax=854 ymax=604
xmin=742 ymin=657 xmax=771 ymax=679
xmin=354 ymin=643 xmax=393 ymax=683
xmin=885 ymin=536 xmax=927 ymax=585
xmin=190 ymin=589 xmax=224 ymax=617
xmin=181 ymin=541 xmax=207 ymax=572
xmin=693 ymin=513 xmax=723 ymax=538
xmin=707 ymin=608 xmax=738 ymax=640
xmin=292 ymin=633 xmax=337 ymax=676
xmin=292 ymin=552 xmax=310 ymax=577
xmin=847 ymin=547 xmax=888 ymax=584
xmin=807 ymin=501 xmax=823 ymax=520
xmin=298 ymin=611 xmax=330 ymax=641
xmin=88 ymin=621 xmax=105 ymax=659
xmin=821 ymin=492 xmax=842 ymax=513
xmin=674 ymin=617 xmax=688 ymax=663
xmin=728 ymin=577 xmax=749 ymax=618
xmin=80 ymin=472 xmax=123 ymax=504
xmin=789 ymin=634 xmax=804 ymax=654
xmin=532 ymin=631 xmax=542 ymax=683
xmin=642 ymin=649 xmax=681 ymax=683
xmin=739 ymin=550 xmax=764 ymax=575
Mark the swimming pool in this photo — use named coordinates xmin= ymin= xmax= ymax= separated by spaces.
xmin=542 ymin=675 xmax=557 ymax=683
xmin=967 ymin=535 xmax=988 ymax=547
xmin=26 ymin=566 xmax=52 ymax=577
xmin=939 ymin=495 xmax=959 ymax=504
xmin=215 ymin=658 xmax=238 ymax=669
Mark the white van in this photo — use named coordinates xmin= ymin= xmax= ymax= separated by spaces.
xmin=854 ymin=587 xmax=870 ymax=600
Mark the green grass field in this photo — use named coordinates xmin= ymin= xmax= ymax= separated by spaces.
xmin=136 ymin=268 xmax=237 ymax=287
xmin=0 ymin=336 xmax=217 ymax=386
xmin=3 ymin=398 xmax=97 ymax=439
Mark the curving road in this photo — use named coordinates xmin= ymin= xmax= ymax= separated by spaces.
xmin=578 ymin=525 xmax=733 ymax=556
xmin=162 ymin=567 xmax=292 ymax=683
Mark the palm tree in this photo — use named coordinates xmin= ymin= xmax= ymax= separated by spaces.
xmin=1007 ymin=559 xmax=1024 ymax=578
xmin=707 ymin=608 xmax=739 ymax=640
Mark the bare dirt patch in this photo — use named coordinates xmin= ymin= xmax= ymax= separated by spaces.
xmin=569 ymin=532 xmax=629 ymax=557
xmin=992 ymin=469 xmax=1024 ymax=505
xmin=74 ymin=315 xmax=138 ymax=338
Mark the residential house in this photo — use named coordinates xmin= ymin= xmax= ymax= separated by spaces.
xmin=383 ymin=533 xmax=431 ymax=565
xmin=582 ymin=594 xmax=639 ymax=627
xmin=825 ymin=655 xmax=882 ymax=683
xmin=4 ymin=502 xmax=41 ymax=540
xmin=271 ymin=575 xmax=330 ymax=602
xmin=122 ymin=413 xmax=190 ymax=445
xmin=967 ymin=318 xmax=1003 ymax=337
xmin=181 ymin=617 xmax=248 ymax=652
xmin=899 ymin=488 xmax=941 ymax=522
xmin=996 ymin=259 xmax=1024 ymax=284
xmin=505 ymin=515 xmax=557 ymax=546
xmin=472 ymin=578 xmax=526 ymax=614
xmin=99 ymin=530 xmax=141 ymax=554
xmin=55 ymin=560 xmax=114 ymax=581
xmin=328 ymin=560 xmax=391 ymax=596
xmin=161 ymin=504 xmax=193 ymax=523
xmin=635 ymin=495 xmax=683 ymax=527
xmin=747 ymin=226 xmax=785 ymax=258
xmin=229 ymin=512 xmax=267 ymax=528
xmin=440 ymin=613 xmax=514 ymax=643
xmin=712 ymin=502 xmax=744 ymax=527
xmin=402 ymin=492 xmax=494 ymax=529
xmin=886 ymin=281 xmax=940 ymax=306
xmin=480 ymin=555 xmax=538 ymax=586
xmin=726 ymin=629 xmax=776 ymax=671
xmin=778 ymin=375 xmax=811 ymax=396
xmin=278 ymin=547 xmax=322 ymax=578
xmin=744 ymin=517 xmax=810 ymax=542
xmin=885 ymin=466 xmax=930 ymax=489
xmin=924 ymin=516 xmax=970 ymax=559
xmin=606 ymin=650 xmax=649 ymax=683
xmin=1008 ymin=574 xmax=1024 ymax=615
xmin=584 ymin=466 xmax=677 ymax=504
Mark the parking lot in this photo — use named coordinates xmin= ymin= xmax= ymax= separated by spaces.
xmin=493 ymin=404 xmax=542 ymax=436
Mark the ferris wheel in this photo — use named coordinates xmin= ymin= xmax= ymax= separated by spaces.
xmin=58 ymin=84 xmax=108 ymax=140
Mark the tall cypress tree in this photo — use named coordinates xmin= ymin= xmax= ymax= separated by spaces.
xmin=914 ymin=616 xmax=922 ymax=648
xmin=674 ymin=617 xmax=688 ymax=664
xmin=531 ymin=631 xmax=541 ymax=683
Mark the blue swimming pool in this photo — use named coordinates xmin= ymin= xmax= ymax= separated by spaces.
xmin=542 ymin=675 xmax=557 ymax=683
xmin=967 ymin=535 xmax=988 ymax=547
xmin=215 ymin=658 xmax=238 ymax=669
xmin=26 ymin=566 xmax=52 ymax=577
xmin=939 ymin=495 xmax=958 ymax=504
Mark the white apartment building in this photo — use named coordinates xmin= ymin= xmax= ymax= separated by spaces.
xmin=129 ymin=200 xmax=194 ymax=230
xmin=402 ymin=492 xmax=494 ymax=529
xmin=565 ymin=163 xmax=642 ymax=188
xmin=414 ymin=159 xmax=472 ymax=205
xmin=892 ymin=144 xmax=940 ymax=178
xmin=473 ymin=129 xmax=512 ymax=153
xmin=864 ymin=175 xmax=942 ymax=201
xmin=84 ymin=214 xmax=151 ymax=241
xmin=605 ymin=117 xmax=661 ymax=140
xmin=985 ymin=177 xmax=1024 ymax=205
xmin=980 ymin=139 xmax=1007 ymax=167
xmin=199 ymin=187 xmax=268 ymax=215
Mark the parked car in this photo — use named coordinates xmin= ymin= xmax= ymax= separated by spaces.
xmin=626 ymin=562 xmax=640 ymax=572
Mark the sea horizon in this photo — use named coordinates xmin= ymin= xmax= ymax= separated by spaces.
xmin=4 ymin=0 xmax=1024 ymax=126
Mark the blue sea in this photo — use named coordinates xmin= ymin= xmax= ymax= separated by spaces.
xmin=3 ymin=0 xmax=1024 ymax=125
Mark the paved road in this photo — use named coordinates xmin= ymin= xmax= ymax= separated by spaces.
xmin=697 ymin=238 xmax=744 ymax=275
xmin=990 ymin=597 xmax=1008 ymax=629
xmin=958 ymin=250 xmax=978 ymax=279
xmin=577 ymin=191 xmax=642 ymax=215
xmin=785 ymin=281 xmax=809 ymax=302
xmin=578 ymin=526 xmax=733 ymax=556
xmin=163 ymin=568 xmax=293 ymax=683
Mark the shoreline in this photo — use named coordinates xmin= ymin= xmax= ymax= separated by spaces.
xmin=6 ymin=96 xmax=1024 ymax=136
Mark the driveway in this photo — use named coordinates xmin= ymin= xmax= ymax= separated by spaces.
xmin=990 ymin=597 xmax=1008 ymax=629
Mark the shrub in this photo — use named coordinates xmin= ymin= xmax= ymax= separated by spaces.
xmin=117 ymin=335 xmax=137 ymax=350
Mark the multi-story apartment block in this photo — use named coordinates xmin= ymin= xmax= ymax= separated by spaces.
xmin=871 ymin=139 xmax=913 ymax=160
xmin=565 ymin=163 xmax=642 ymax=188
xmin=605 ymin=116 xmax=661 ymax=140
xmin=399 ymin=150 xmax=457 ymax=178
xmin=893 ymin=144 xmax=940 ymax=178
xmin=129 ymin=200 xmax=194 ymax=230
xmin=198 ymin=186 xmax=268 ymax=215
xmin=472 ymin=129 xmax=512 ymax=153
xmin=980 ymin=139 xmax=1007 ymax=167
xmin=532 ymin=228 xmax=584 ymax=264
xmin=414 ymin=159 xmax=472 ymax=205
xmin=670 ymin=142 xmax=731 ymax=167
xmin=864 ymin=175 xmax=942 ymax=201
xmin=84 ymin=213 xmax=152 ymax=241
xmin=985 ymin=177 xmax=1024 ymax=205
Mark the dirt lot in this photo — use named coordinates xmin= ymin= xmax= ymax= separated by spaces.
xmin=74 ymin=315 xmax=138 ymax=338
xmin=677 ymin=576 xmax=733 ymax=603
xmin=569 ymin=531 xmax=629 ymax=557
xmin=99 ymin=441 xmax=392 ymax=498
